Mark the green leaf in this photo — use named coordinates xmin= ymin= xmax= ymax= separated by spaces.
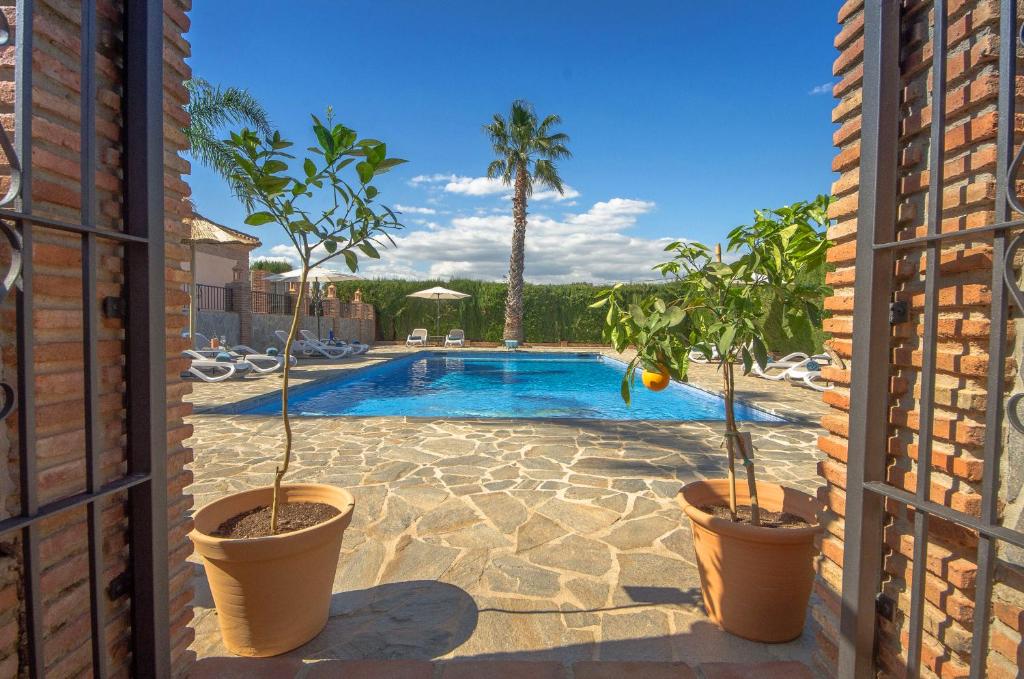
xmin=313 ymin=124 xmax=334 ymax=154
xmin=342 ymin=249 xmax=358 ymax=272
xmin=358 ymin=242 xmax=380 ymax=259
xmin=263 ymin=159 xmax=287 ymax=174
xmin=629 ymin=304 xmax=646 ymax=325
xmin=374 ymin=158 xmax=408 ymax=173
xmin=303 ymin=158 xmax=316 ymax=177
xmin=323 ymin=239 xmax=337 ymax=253
xmin=665 ymin=306 xmax=684 ymax=327
xmin=366 ymin=143 xmax=386 ymax=165
xmin=717 ymin=324 xmax=737 ymax=359
xmin=750 ymin=336 xmax=769 ymax=370
xmin=244 ymin=211 xmax=276 ymax=226
xmin=356 ymin=161 xmax=374 ymax=184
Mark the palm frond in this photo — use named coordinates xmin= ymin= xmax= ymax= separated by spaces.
xmin=533 ymin=159 xmax=564 ymax=195
xmin=183 ymin=77 xmax=272 ymax=201
xmin=483 ymin=99 xmax=570 ymax=198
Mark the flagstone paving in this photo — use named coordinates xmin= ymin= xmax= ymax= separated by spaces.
xmin=185 ymin=347 xmax=829 ymax=675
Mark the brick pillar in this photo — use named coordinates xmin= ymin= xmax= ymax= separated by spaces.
xmin=226 ymin=280 xmax=251 ymax=345
xmin=815 ymin=2 xmax=1024 ymax=678
xmin=251 ymin=268 xmax=268 ymax=293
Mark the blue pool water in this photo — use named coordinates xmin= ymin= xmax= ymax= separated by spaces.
xmin=243 ymin=352 xmax=783 ymax=422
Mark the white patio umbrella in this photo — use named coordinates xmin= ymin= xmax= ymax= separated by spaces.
xmin=406 ymin=286 xmax=471 ymax=336
xmin=267 ymin=266 xmax=361 ymax=338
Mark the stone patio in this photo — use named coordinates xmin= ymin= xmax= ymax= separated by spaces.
xmin=185 ymin=347 xmax=829 ymax=677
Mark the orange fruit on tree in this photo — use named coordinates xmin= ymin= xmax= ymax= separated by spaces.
xmin=641 ymin=364 xmax=671 ymax=392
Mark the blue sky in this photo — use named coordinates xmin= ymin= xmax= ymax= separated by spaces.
xmin=185 ymin=1 xmax=839 ymax=283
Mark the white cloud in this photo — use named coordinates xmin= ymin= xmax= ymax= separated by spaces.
xmin=531 ymin=185 xmax=581 ymax=201
xmin=436 ymin=174 xmax=579 ymax=202
xmin=409 ymin=173 xmax=458 ymax=186
xmin=443 ymin=176 xmax=507 ymax=196
xmin=355 ymin=197 xmax=675 ymax=284
xmin=394 ymin=204 xmax=436 ymax=215
xmin=808 ymin=81 xmax=834 ymax=95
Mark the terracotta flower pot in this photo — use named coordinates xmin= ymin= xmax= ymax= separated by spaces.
xmin=676 ymin=479 xmax=822 ymax=643
xmin=190 ymin=484 xmax=355 ymax=657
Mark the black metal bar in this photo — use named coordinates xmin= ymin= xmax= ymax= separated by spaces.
xmin=0 ymin=474 xmax=151 ymax=537
xmin=969 ymin=1 xmax=1018 ymax=675
xmin=906 ymin=3 xmax=947 ymax=674
xmin=0 ymin=208 xmax=149 ymax=242
xmin=123 ymin=1 xmax=169 ymax=676
xmin=838 ymin=2 xmax=901 ymax=678
xmin=863 ymin=481 xmax=1024 ymax=550
xmin=873 ymin=217 xmax=1024 ymax=251
xmin=13 ymin=2 xmax=43 ymax=676
xmin=80 ymin=1 xmax=107 ymax=674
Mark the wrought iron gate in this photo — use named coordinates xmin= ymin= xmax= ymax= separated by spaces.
xmin=840 ymin=1 xmax=1024 ymax=677
xmin=0 ymin=1 xmax=169 ymax=677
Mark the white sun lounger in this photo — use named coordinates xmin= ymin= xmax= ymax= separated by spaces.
xmin=181 ymin=350 xmax=255 ymax=382
xmin=784 ymin=355 xmax=834 ymax=391
xmin=192 ymin=332 xmax=295 ymax=373
xmin=331 ymin=337 xmax=369 ymax=355
xmin=406 ymin=328 xmax=428 ymax=347
xmin=750 ymin=352 xmax=812 ymax=380
xmin=688 ymin=346 xmax=721 ymax=364
xmin=299 ymin=330 xmax=355 ymax=358
xmin=277 ymin=330 xmax=350 ymax=359
xmin=445 ymin=329 xmax=465 ymax=347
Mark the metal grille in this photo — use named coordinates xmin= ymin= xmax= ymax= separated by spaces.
xmin=197 ymin=283 xmax=229 ymax=311
xmin=0 ymin=1 xmax=169 ymax=676
xmin=839 ymin=1 xmax=1024 ymax=678
xmin=251 ymin=289 xmax=294 ymax=315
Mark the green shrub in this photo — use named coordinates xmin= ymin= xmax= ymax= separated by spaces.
xmin=332 ymin=277 xmax=827 ymax=353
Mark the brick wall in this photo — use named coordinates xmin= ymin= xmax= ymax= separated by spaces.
xmin=815 ymin=1 xmax=1024 ymax=677
xmin=0 ymin=0 xmax=194 ymax=676
xmin=165 ymin=0 xmax=196 ymax=674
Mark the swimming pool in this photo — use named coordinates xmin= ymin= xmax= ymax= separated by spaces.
xmin=242 ymin=352 xmax=783 ymax=422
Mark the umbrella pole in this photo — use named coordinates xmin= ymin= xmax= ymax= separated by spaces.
xmin=315 ymin=282 xmax=321 ymax=340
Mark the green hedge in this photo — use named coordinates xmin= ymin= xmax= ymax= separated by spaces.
xmin=331 ymin=275 xmax=827 ymax=353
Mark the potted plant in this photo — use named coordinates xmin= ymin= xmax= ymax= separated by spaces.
xmin=593 ymin=196 xmax=831 ymax=642
xmin=189 ymin=111 xmax=405 ymax=656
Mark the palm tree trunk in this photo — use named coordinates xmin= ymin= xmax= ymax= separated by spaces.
xmin=503 ymin=165 xmax=528 ymax=341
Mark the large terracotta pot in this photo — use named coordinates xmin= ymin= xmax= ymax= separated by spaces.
xmin=677 ymin=479 xmax=822 ymax=643
xmin=190 ymin=484 xmax=355 ymax=657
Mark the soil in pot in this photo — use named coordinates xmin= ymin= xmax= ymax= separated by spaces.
xmin=211 ymin=502 xmax=340 ymax=538
xmin=698 ymin=504 xmax=810 ymax=529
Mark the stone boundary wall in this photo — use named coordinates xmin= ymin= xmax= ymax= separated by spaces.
xmin=196 ymin=310 xmax=242 ymax=347
xmin=815 ymin=1 xmax=1024 ymax=677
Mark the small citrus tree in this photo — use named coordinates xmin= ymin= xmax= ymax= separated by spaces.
xmin=226 ymin=111 xmax=405 ymax=532
xmin=593 ymin=196 xmax=830 ymax=526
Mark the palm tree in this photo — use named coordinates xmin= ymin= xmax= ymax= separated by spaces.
xmin=484 ymin=100 xmax=571 ymax=341
xmin=183 ymin=78 xmax=271 ymax=205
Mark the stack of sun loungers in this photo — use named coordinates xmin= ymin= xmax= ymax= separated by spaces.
xmin=182 ymin=333 xmax=298 ymax=382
